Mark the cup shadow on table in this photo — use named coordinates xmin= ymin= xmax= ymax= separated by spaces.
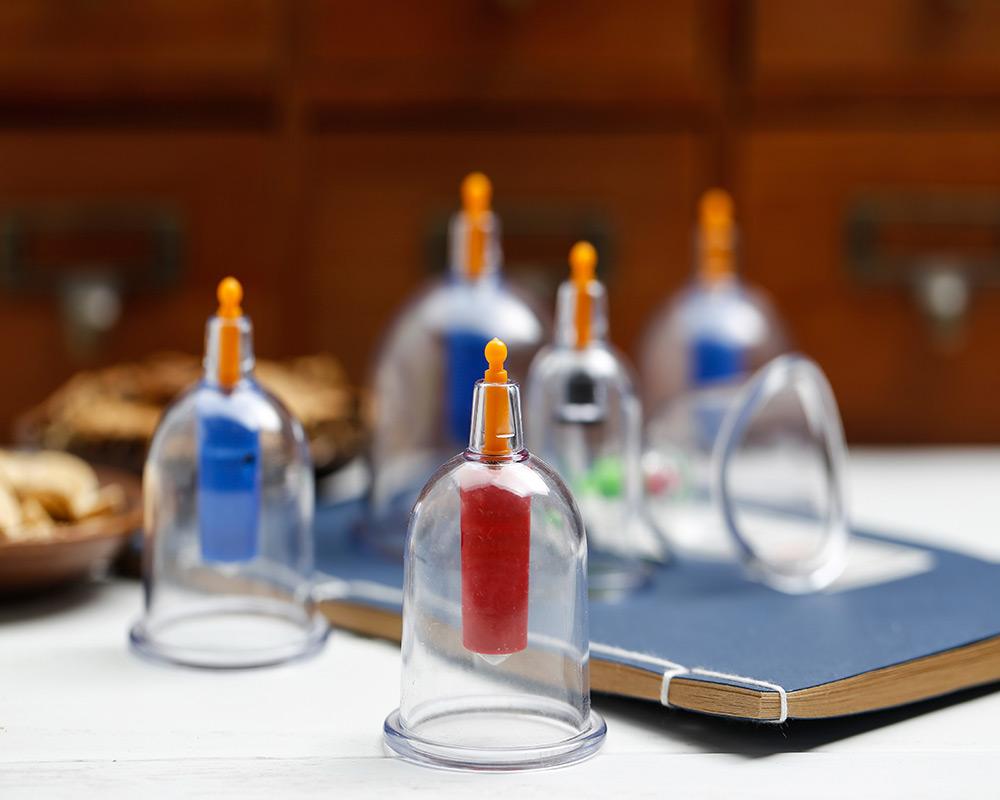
xmin=594 ymin=682 xmax=1000 ymax=757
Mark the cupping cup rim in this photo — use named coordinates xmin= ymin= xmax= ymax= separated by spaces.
xmin=710 ymin=354 xmax=850 ymax=594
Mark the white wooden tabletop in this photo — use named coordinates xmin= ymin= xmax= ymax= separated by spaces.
xmin=3 ymin=448 xmax=1000 ymax=798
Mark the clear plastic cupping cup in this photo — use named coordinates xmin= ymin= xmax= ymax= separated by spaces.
xmin=129 ymin=278 xmax=328 ymax=668
xmin=710 ymin=354 xmax=850 ymax=594
xmin=526 ymin=242 xmax=667 ymax=596
xmin=369 ymin=173 xmax=547 ymax=556
xmin=636 ymin=188 xmax=847 ymax=592
xmin=639 ymin=189 xmax=788 ymax=426
xmin=383 ymin=338 xmax=606 ymax=771
xmin=639 ymin=190 xmax=788 ymax=549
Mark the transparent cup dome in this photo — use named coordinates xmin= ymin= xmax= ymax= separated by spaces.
xmin=130 ymin=279 xmax=328 ymax=668
xmin=638 ymin=189 xmax=787 ymax=422
xmin=526 ymin=243 xmax=666 ymax=596
xmin=369 ymin=174 xmax=546 ymax=555
xmin=639 ymin=277 xmax=788 ymax=419
xmin=384 ymin=339 xmax=605 ymax=772
xmin=646 ymin=354 xmax=849 ymax=593
xmin=712 ymin=355 xmax=849 ymax=593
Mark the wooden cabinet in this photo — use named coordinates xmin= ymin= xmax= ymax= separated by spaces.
xmin=750 ymin=0 xmax=1000 ymax=99
xmin=299 ymin=132 xmax=706 ymax=380
xmin=739 ymin=129 xmax=1000 ymax=442
xmin=0 ymin=133 xmax=285 ymax=428
xmin=0 ymin=1 xmax=283 ymax=101
xmin=743 ymin=2 xmax=1000 ymax=441
xmin=4 ymin=3 xmax=1000 ymax=441
xmin=299 ymin=0 xmax=711 ymax=109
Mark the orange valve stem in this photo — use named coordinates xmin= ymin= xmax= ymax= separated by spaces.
xmin=569 ymin=241 xmax=596 ymax=349
xmin=462 ymin=172 xmax=492 ymax=279
xmin=482 ymin=337 xmax=513 ymax=456
xmin=216 ymin=277 xmax=243 ymax=388
xmin=698 ymin=188 xmax=735 ymax=283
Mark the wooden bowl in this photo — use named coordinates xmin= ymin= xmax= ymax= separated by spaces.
xmin=0 ymin=467 xmax=142 ymax=596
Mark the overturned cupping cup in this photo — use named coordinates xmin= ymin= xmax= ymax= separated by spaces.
xmin=711 ymin=354 xmax=849 ymax=594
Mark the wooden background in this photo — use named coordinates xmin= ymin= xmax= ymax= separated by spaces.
xmin=2 ymin=0 xmax=1000 ymax=442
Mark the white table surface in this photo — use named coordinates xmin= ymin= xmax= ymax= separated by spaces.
xmin=4 ymin=448 xmax=1000 ymax=798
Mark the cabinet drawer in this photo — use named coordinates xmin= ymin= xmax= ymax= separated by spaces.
xmin=299 ymin=0 xmax=708 ymax=109
xmin=299 ymin=132 xmax=706 ymax=381
xmin=751 ymin=0 xmax=1000 ymax=99
xmin=0 ymin=133 xmax=285 ymax=433
xmin=0 ymin=1 xmax=283 ymax=100
xmin=740 ymin=130 xmax=1000 ymax=442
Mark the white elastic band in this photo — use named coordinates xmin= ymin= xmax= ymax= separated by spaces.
xmin=590 ymin=641 xmax=684 ymax=674
xmin=660 ymin=666 xmax=687 ymax=707
xmin=589 ymin=642 xmax=687 ymax=709
xmin=591 ymin=642 xmax=787 ymax=722
xmin=345 ymin=580 xmax=405 ymax=605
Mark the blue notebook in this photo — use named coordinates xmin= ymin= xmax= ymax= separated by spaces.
xmin=314 ymin=502 xmax=1000 ymax=722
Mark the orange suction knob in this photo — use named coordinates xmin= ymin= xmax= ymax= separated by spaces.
xmin=569 ymin=242 xmax=596 ymax=349
xmin=216 ymin=277 xmax=244 ymax=388
xmin=698 ymin=189 xmax=735 ymax=283
xmin=482 ymin=337 xmax=512 ymax=456
xmin=462 ymin=172 xmax=492 ymax=279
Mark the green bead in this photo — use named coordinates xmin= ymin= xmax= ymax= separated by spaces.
xmin=591 ymin=456 xmax=624 ymax=498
